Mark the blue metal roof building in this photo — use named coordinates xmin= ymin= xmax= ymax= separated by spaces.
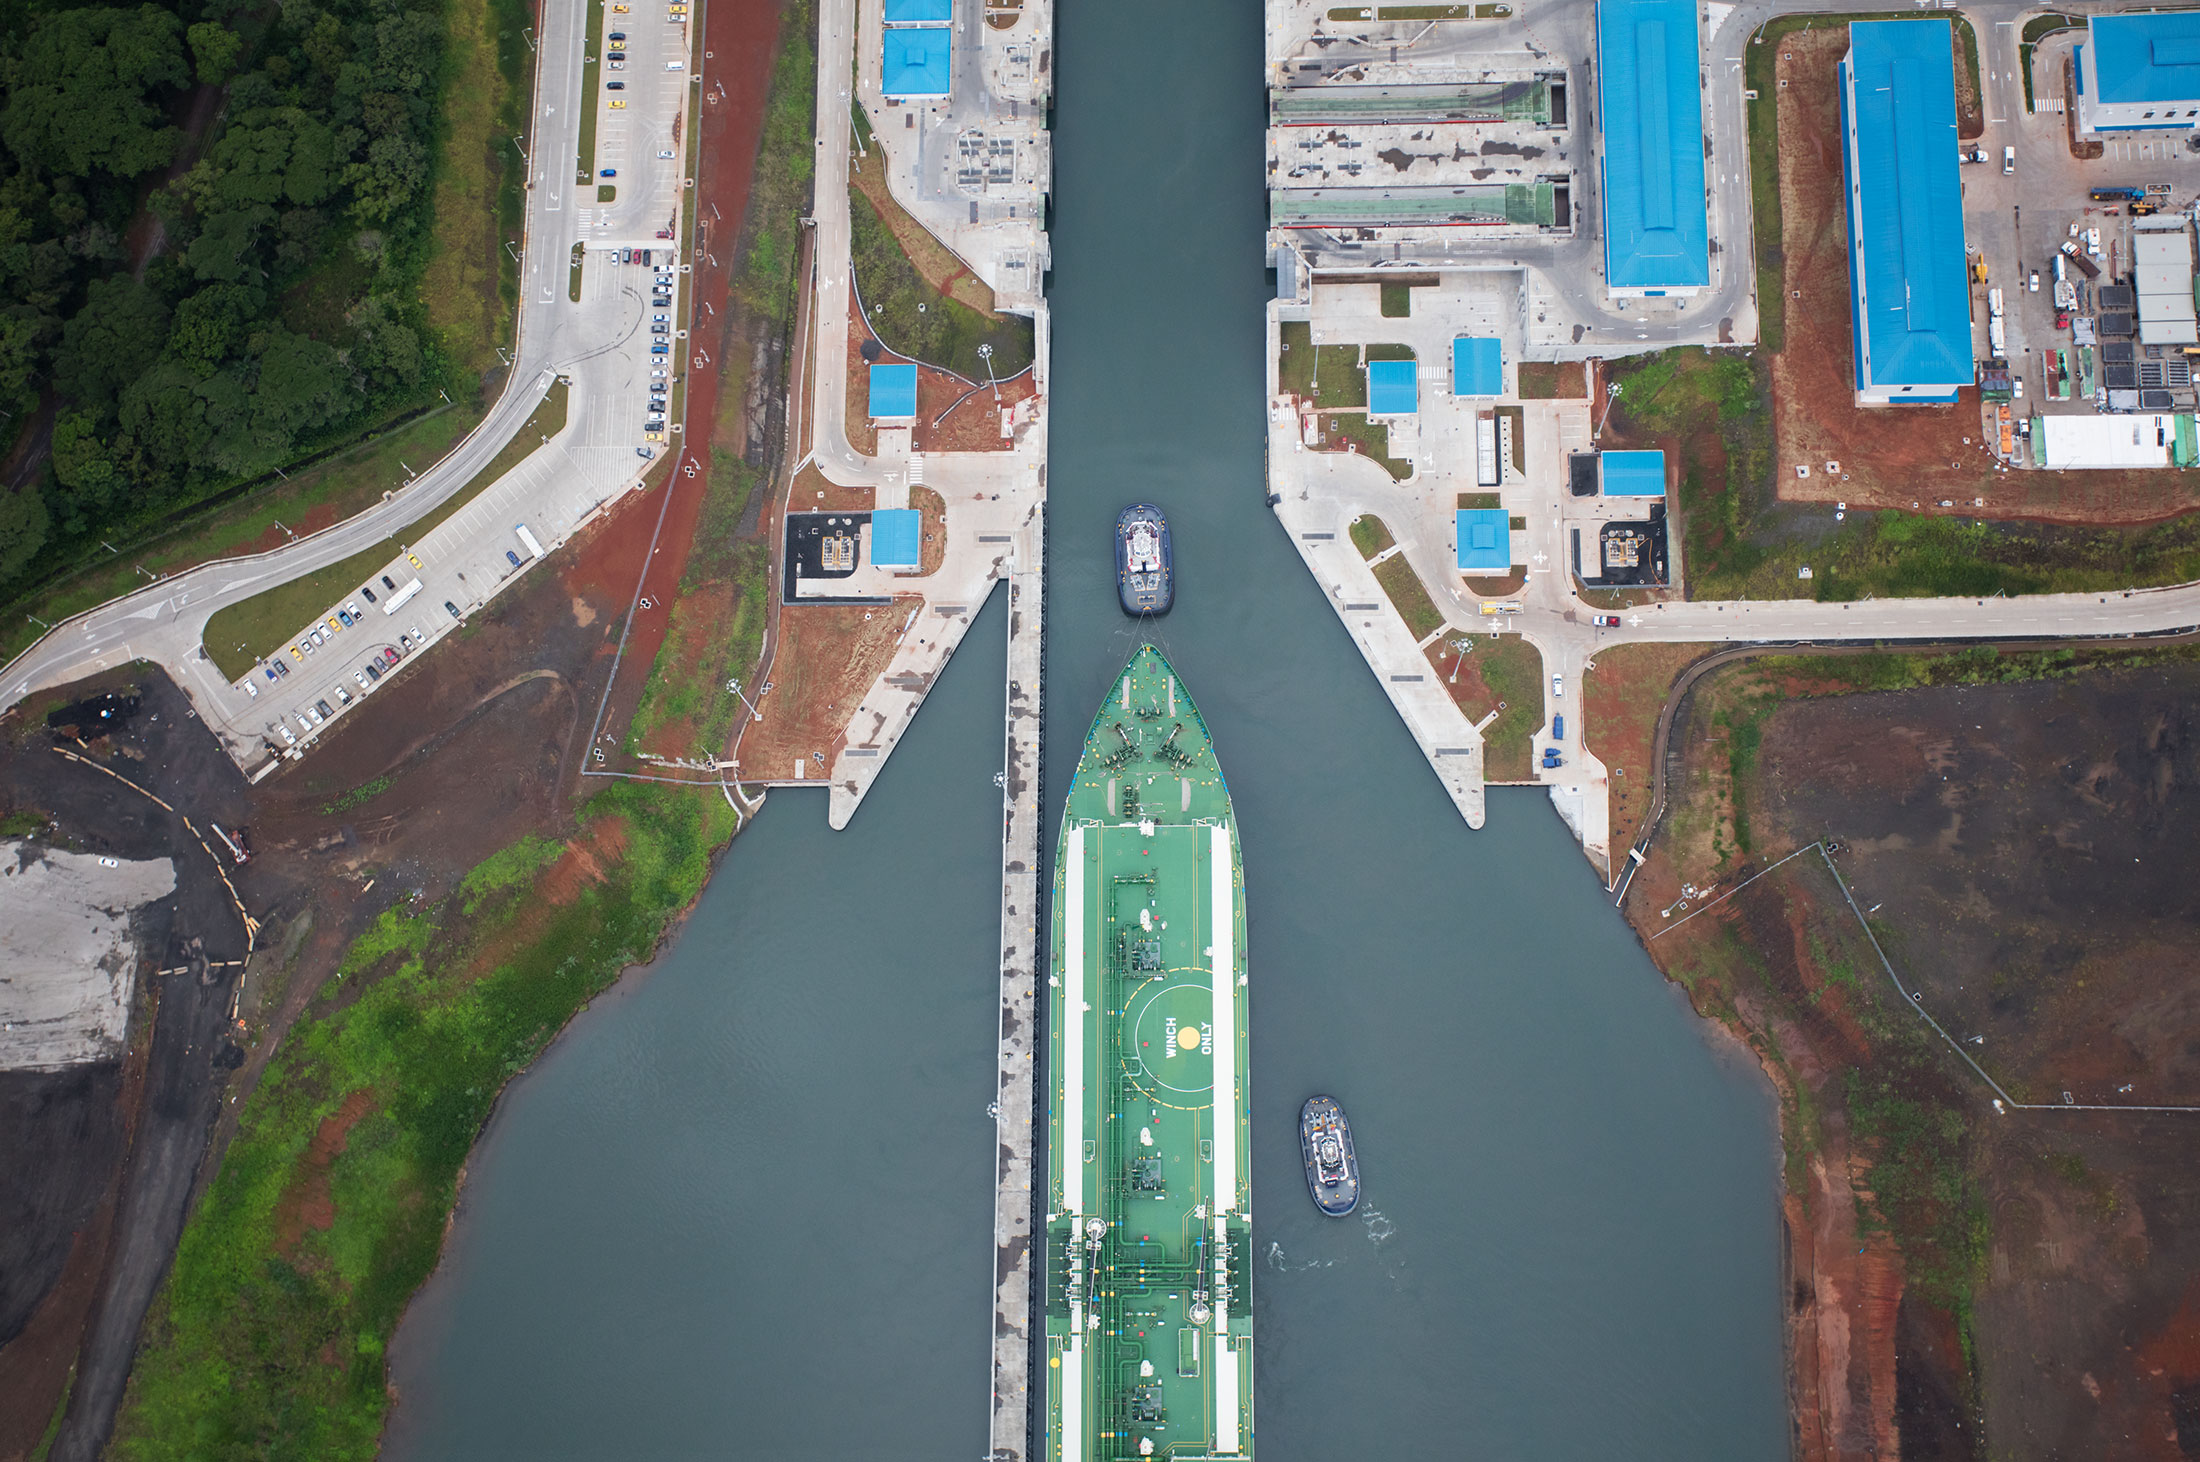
xmin=869 ymin=362 xmax=918 ymax=418
xmin=1595 ymin=0 xmax=1709 ymax=297
xmin=870 ymin=508 xmax=922 ymax=567
xmin=1600 ymin=449 xmax=1666 ymax=496
xmin=2076 ymin=14 xmax=2200 ymax=133
xmin=1839 ymin=20 xmax=1973 ymax=405
xmin=1456 ymin=509 xmax=1512 ymax=572
xmin=1452 ymin=337 xmax=1503 ymax=397
xmin=882 ymin=27 xmax=951 ymax=99
xmin=1367 ymin=359 xmax=1418 ymax=415
xmin=883 ymin=0 xmax=951 ymax=21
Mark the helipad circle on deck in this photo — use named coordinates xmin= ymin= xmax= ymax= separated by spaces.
xmin=1124 ymin=979 xmax=1214 ymax=1102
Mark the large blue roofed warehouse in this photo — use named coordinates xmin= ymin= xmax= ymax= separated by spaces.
xmin=2076 ymin=12 xmax=2200 ymax=133
xmin=1594 ymin=0 xmax=1709 ymax=297
xmin=1839 ymin=19 xmax=1972 ymax=405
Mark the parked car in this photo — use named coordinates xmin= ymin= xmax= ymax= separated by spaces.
xmin=316 ymin=699 xmax=334 ymax=718
xmin=337 ymin=608 xmax=354 ymax=627
xmin=446 ymin=600 xmax=462 ymax=619
xmin=335 ymin=686 xmax=352 ymax=705
xmin=243 ymin=679 xmax=258 ymax=698
xmin=1551 ymin=673 xmax=1564 ymax=698
xmin=2003 ymin=145 xmax=2015 ymax=174
xmin=1593 ymin=613 xmax=1620 ymax=627
xmin=602 ymin=168 xmax=618 ymax=178
xmin=657 ymin=149 xmax=675 ymax=159
xmin=361 ymin=585 xmax=377 ymax=603
xmin=1960 ymin=147 xmax=1987 ymax=164
xmin=382 ymin=648 xmax=400 ymax=667
xmin=382 ymin=574 xmax=398 ymax=591
xmin=352 ymin=669 xmax=368 ymax=689
xmin=290 ymin=646 xmax=305 ymax=662
xmin=637 ymin=445 xmax=655 ymax=458
xmin=303 ymin=705 xmax=322 ymax=726
xmin=607 ymin=80 xmax=625 ymax=90
xmin=277 ymin=724 xmax=296 ymax=746
xmin=507 ymin=549 xmax=522 ymax=566
xmin=407 ymin=552 xmax=423 ymax=569
xmin=608 ymin=29 xmax=625 ymax=39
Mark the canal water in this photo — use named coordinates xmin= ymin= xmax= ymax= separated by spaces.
xmin=384 ymin=0 xmax=1789 ymax=1450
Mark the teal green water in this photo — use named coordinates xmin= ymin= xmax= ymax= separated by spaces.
xmin=382 ymin=0 xmax=1788 ymax=1450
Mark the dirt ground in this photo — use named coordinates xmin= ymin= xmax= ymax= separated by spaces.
xmin=1767 ymin=30 xmax=2200 ymax=525
xmin=1582 ymin=641 xmax=1713 ymax=854
xmin=1630 ymin=656 xmax=2200 ymax=1461
xmin=732 ymin=595 xmax=918 ymax=778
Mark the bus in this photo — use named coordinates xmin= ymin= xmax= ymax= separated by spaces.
xmin=515 ymin=524 xmax=546 ymax=560
xmin=382 ymin=577 xmax=424 ymax=614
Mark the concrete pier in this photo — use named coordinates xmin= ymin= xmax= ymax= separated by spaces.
xmin=988 ymin=500 xmax=1045 ymax=1461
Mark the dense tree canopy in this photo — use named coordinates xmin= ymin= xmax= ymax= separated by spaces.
xmin=0 ymin=0 xmax=454 ymax=594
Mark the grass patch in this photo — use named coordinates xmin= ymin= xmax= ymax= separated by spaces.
xmin=628 ymin=457 xmax=770 ymax=757
xmin=458 ymin=833 xmax=563 ymax=912
xmin=1379 ymin=282 xmax=1413 ymax=317
xmin=598 ymin=184 xmax=618 ymax=203
xmin=1607 ymin=347 xmax=1772 ymax=597
xmin=1456 ymin=492 xmax=1501 ymax=510
xmin=734 ymin=0 xmax=817 ymax=324
xmin=570 ymin=243 xmax=587 ymax=302
xmin=1349 ymin=515 xmax=1394 ymax=559
xmin=1365 ymin=343 xmax=1415 ymax=363
xmin=2 ymin=409 xmax=479 ymax=668
xmin=319 ymin=777 xmax=394 ymax=816
xmin=1517 ymin=361 xmax=1585 ymax=399
xmin=578 ymin=0 xmax=606 ymax=183
xmin=1372 ymin=553 xmax=1444 ymax=640
xmin=107 ymin=786 xmax=740 ymax=1459
xmin=1277 ymin=322 xmax=1366 ymax=408
xmin=1322 ymin=413 xmax=1412 ymax=481
xmin=0 ymin=808 xmax=48 ymax=836
xmin=202 ymin=381 xmax=570 ymax=680
xmin=1457 ymin=633 xmax=1543 ymax=781
xmin=423 ymin=0 xmax=534 ymax=381
xmin=849 ymin=190 xmax=1033 ymax=380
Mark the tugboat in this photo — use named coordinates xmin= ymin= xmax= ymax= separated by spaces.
xmin=1300 ymin=1095 xmax=1360 ymax=1217
xmin=1116 ymin=504 xmax=1173 ymax=615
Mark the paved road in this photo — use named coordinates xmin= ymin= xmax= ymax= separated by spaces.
xmin=0 ymin=0 xmax=702 ymax=772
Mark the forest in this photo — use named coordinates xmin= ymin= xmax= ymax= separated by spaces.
xmin=0 ymin=0 xmax=461 ymax=598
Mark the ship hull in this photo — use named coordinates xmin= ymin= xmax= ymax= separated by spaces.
xmin=1045 ymin=646 xmax=1252 ymax=1461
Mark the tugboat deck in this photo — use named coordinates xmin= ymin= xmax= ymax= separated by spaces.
xmin=1046 ymin=647 xmax=1252 ymax=1460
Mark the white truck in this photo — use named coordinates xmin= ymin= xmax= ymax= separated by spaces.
xmin=515 ymin=524 xmax=546 ymax=560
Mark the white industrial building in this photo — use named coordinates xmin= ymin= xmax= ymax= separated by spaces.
xmin=2134 ymin=218 xmax=2198 ymax=346
xmin=2036 ymin=413 xmax=2179 ymax=470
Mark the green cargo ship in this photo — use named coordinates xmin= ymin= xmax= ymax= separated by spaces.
xmin=1045 ymin=646 xmax=1252 ymax=1461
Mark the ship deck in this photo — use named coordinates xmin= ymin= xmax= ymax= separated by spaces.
xmin=1045 ymin=647 xmax=1253 ymax=1461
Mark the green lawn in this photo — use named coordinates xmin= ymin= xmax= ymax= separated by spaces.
xmin=1372 ymin=553 xmax=1445 ymax=640
xmin=1349 ymin=515 xmax=1394 ymax=559
xmin=202 ymin=382 xmax=569 ymax=680
xmin=1324 ymin=413 xmax=1412 ymax=481
xmin=1277 ymin=322 xmax=1367 ymax=408
xmin=577 ymin=0 xmax=606 ymax=183
xmin=849 ymin=189 xmax=1034 ymax=380
xmin=627 ymin=459 xmax=771 ymax=757
xmin=1464 ymin=633 xmax=1543 ymax=781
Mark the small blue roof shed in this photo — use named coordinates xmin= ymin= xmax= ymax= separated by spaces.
xmin=1367 ymin=359 xmax=1418 ymax=415
xmin=1452 ymin=338 xmax=1503 ymax=397
xmin=870 ymin=508 xmax=921 ymax=567
xmin=868 ymin=362 xmax=918 ymax=419
xmin=1456 ymin=509 xmax=1512 ymax=572
xmin=1600 ymin=449 xmax=1667 ymax=496
xmin=881 ymin=27 xmax=952 ymax=98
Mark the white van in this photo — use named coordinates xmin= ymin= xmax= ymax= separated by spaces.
xmin=1551 ymin=673 xmax=1564 ymax=698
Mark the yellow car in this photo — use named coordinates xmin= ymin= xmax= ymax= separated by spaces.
xmin=609 ymin=99 xmax=625 ymax=108
xmin=326 ymin=616 xmax=342 ymax=633
xmin=407 ymin=552 xmax=422 ymax=569
xmin=644 ymin=430 xmax=664 ymax=442
xmin=612 ymin=3 xmax=628 ymax=10
xmin=290 ymin=646 xmax=304 ymax=662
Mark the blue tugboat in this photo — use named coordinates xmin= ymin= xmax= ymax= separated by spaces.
xmin=1115 ymin=504 xmax=1173 ymax=616
xmin=1300 ymin=1095 xmax=1360 ymax=1216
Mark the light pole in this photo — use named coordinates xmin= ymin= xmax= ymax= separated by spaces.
xmin=26 ymin=612 xmax=50 ymax=631
xmin=1594 ymin=380 xmax=1622 ymax=440
xmin=978 ymin=342 xmax=998 ymax=401
xmin=726 ymin=677 xmax=765 ymax=721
